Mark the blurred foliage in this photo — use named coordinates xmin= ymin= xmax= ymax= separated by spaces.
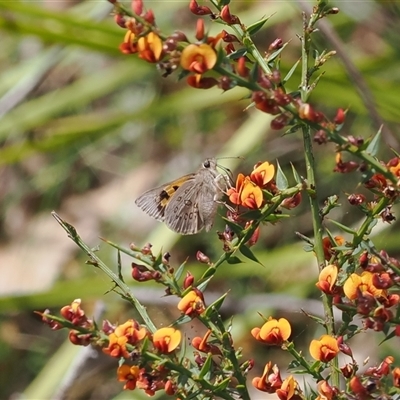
xmin=0 ymin=0 xmax=399 ymax=399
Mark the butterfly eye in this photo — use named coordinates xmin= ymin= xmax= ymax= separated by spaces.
xmin=203 ymin=160 xmax=211 ymax=168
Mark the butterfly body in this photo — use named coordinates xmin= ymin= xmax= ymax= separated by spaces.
xmin=135 ymin=158 xmax=227 ymax=235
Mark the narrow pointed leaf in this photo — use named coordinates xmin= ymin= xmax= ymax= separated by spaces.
xmin=247 ymin=14 xmax=274 ymax=36
xmin=327 ymin=219 xmax=357 ymax=235
xmin=291 ymin=162 xmax=302 ymax=184
xmin=365 ymin=127 xmax=382 ymax=156
xmin=283 ymin=58 xmax=300 ymax=84
xmin=239 ymin=245 xmax=263 ymax=265
xmin=226 ymin=256 xmax=243 ymax=264
xmin=276 ymin=159 xmax=288 ymax=190
xmin=199 ymin=353 xmax=213 ymax=379
xmin=204 ymin=293 xmax=228 ymax=317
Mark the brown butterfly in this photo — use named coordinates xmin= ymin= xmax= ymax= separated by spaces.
xmin=135 ymin=158 xmax=230 ymax=235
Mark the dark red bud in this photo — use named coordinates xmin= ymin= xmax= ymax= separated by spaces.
xmin=268 ymin=38 xmax=283 ymax=52
xmin=196 ymin=18 xmax=205 ymax=40
xmin=219 ymin=76 xmax=234 ymax=91
xmin=270 ymin=114 xmax=289 ymax=130
xmin=273 ymin=89 xmax=292 ymax=106
xmin=220 ymin=5 xmax=240 ymax=25
xmin=334 ymin=108 xmax=345 ymax=125
xmin=359 ymin=251 xmax=369 ymax=268
xmin=131 ymin=0 xmax=143 ymax=15
xmin=348 ymin=193 xmax=366 ymax=205
xmin=114 ymin=14 xmax=126 ymax=28
xmin=221 ymin=30 xmax=239 ymax=42
xmin=237 ymin=56 xmax=249 ymax=77
xmin=183 ymin=272 xmax=195 ymax=289
xmin=313 ymin=130 xmax=328 ymax=144
xmin=170 ymin=30 xmax=189 ymax=42
xmin=196 ymin=251 xmax=210 ymax=264
xmin=189 ymin=0 xmax=213 ymax=16
xmin=144 ymin=9 xmax=155 ymax=24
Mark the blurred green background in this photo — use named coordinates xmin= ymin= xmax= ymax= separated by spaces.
xmin=0 ymin=0 xmax=399 ymax=399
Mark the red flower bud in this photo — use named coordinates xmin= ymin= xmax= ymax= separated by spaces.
xmin=237 ymin=56 xmax=249 ymax=77
xmin=348 ymin=193 xmax=366 ymax=205
xmin=270 ymin=114 xmax=289 ymax=130
xmin=114 ymin=14 xmax=126 ymax=28
xmin=144 ymin=9 xmax=155 ymax=24
xmin=221 ymin=30 xmax=239 ymax=42
xmin=314 ymin=129 xmax=328 ymax=144
xmin=183 ymin=272 xmax=195 ymax=289
xmin=219 ymin=76 xmax=234 ymax=91
xmin=334 ymin=108 xmax=345 ymax=125
xmin=268 ymin=38 xmax=283 ymax=52
xmin=189 ymin=0 xmax=213 ymax=16
xmin=196 ymin=250 xmax=210 ymax=264
xmin=196 ymin=18 xmax=205 ymax=40
xmin=220 ymin=5 xmax=240 ymax=25
xmin=131 ymin=0 xmax=143 ymax=15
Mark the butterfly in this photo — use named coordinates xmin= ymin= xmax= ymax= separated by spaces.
xmin=135 ymin=158 xmax=231 ymax=235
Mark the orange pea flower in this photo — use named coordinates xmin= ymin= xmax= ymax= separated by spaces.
xmin=343 ymin=271 xmax=384 ymax=301
xmin=316 ymin=380 xmax=335 ymax=400
xmin=322 ymin=235 xmax=344 ymax=260
xmin=315 ymin=264 xmax=338 ymax=295
xmin=114 ymin=319 xmax=148 ymax=345
xmin=240 ymin=177 xmax=264 ymax=208
xmin=180 ymin=43 xmax=217 ymax=74
xmin=177 ymin=289 xmax=206 ymax=316
xmin=276 ymin=375 xmax=298 ymax=400
xmin=252 ymin=361 xmax=283 ymax=393
xmin=117 ymin=364 xmax=140 ymax=390
xmin=153 ymin=327 xmax=181 ymax=353
xmin=120 ymin=30 xmax=139 ymax=54
xmin=393 ymin=367 xmax=400 ymax=387
xmin=191 ymin=329 xmax=221 ymax=355
xmin=365 ymin=355 xmax=393 ymax=377
xmin=251 ymin=317 xmax=291 ymax=346
xmin=60 ymin=298 xmax=88 ymax=326
xmin=388 ymin=157 xmax=400 ymax=177
xmin=227 ymin=161 xmax=275 ymax=209
xmin=137 ymin=32 xmax=163 ymax=62
xmin=228 ymin=175 xmax=263 ymax=209
xmin=309 ymin=334 xmax=339 ymax=363
xmin=250 ymin=161 xmax=275 ymax=187
xmin=349 ymin=376 xmax=370 ymax=397
xmin=227 ymin=173 xmax=245 ymax=205
xmin=103 ymin=332 xmax=129 ymax=358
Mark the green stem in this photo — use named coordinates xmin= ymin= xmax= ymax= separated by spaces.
xmin=52 ymin=212 xmax=157 ymax=333
xmin=299 ymin=8 xmax=340 ymax=388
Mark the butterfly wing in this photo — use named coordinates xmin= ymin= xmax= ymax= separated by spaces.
xmin=135 ymin=174 xmax=194 ymax=222
xmin=164 ymin=179 xmax=206 ymax=235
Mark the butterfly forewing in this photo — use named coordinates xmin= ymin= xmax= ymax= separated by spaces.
xmin=135 ymin=174 xmax=195 ymax=222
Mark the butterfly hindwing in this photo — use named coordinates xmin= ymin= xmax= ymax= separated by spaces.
xmin=164 ymin=178 xmax=204 ymax=235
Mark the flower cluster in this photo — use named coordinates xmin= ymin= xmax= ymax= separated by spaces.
xmin=227 ymin=161 xmax=275 ymax=210
xmin=316 ymin=248 xmax=400 ymax=334
xmin=40 ymin=298 xmax=95 ymax=345
xmin=40 ymin=300 xmax=182 ymax=397
xmin=110 ymin=0 xmax=345 ymax=132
